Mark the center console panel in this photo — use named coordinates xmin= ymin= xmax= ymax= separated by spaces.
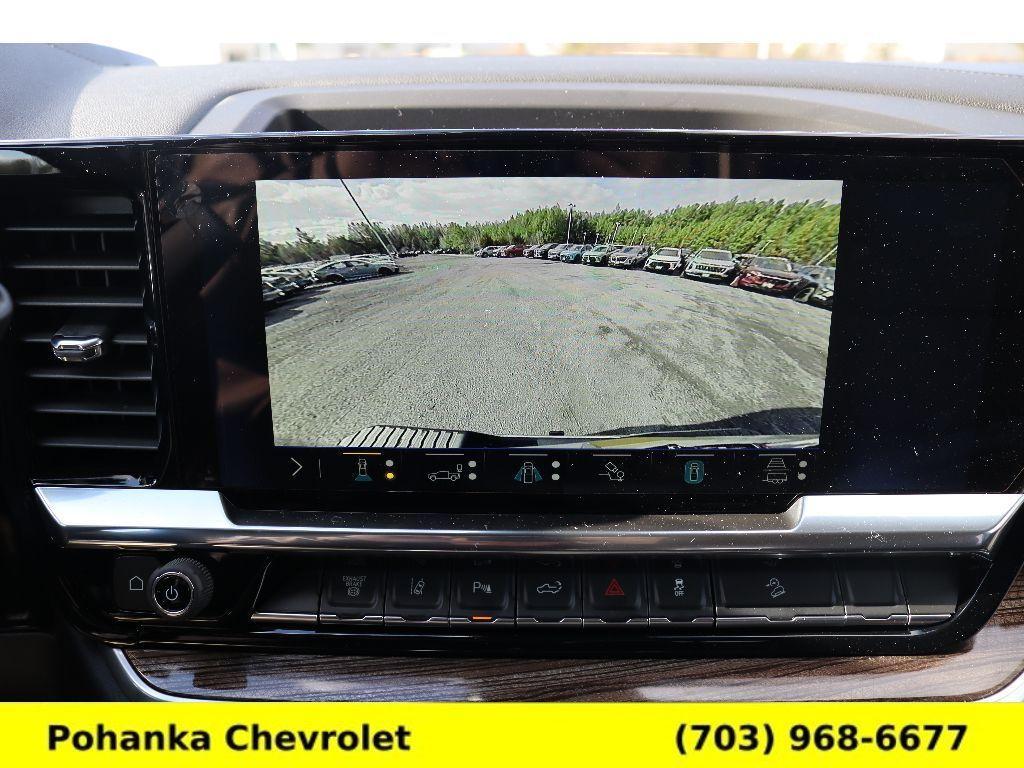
xmin=4 ymin=129 xmax=1024 ymax=660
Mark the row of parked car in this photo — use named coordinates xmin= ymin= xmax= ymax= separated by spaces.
xmin=261 ymin=254 xmax=400 ymax=307
xmin=473 ymin=242 xmax=834 ymax=308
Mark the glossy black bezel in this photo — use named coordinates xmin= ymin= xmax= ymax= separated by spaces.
xmin=147 ymin=129 xmax=1024 ymax=507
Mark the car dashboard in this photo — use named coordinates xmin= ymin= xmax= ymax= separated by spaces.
xmin=2 ymin=50 xmax=1024 ymax=702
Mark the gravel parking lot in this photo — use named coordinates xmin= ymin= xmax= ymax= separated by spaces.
xmin=265 ymin=254 xmax=831 ymax=446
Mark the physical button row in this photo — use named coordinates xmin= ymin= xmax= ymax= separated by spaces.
xmin=319 ymin=558 xmax=685 ymax=627
xmin=251 ymin=557 xmax=959 ymax=629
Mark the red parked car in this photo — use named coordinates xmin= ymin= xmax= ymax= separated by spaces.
xmin=730 ymin=255 xmax=810 ymax=296
xmin=501 ymin=244 xmax=526 ymax=257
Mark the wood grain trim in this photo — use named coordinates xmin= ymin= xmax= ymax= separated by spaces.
xmin=124 ymin=574 xmax=1024 ymax=702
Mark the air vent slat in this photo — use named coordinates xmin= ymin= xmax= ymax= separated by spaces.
xmin=35 ymin=434 xmax=159 ymax=451
xmin=32 ymin=397 xmax=156 ymax=417
xmin=3 ymin=189 xmax=162 ymax=482
xmin=21 ymin=330 xmax=147 ymax=346
xmin=7 ymin=254 xmax=139 ymax=271
xmin=5 ymin=223 xmax=135 ymax=233
xmin=16 ymin=292 xmax=144 ymax=309
xmin=27 ymin=366 xmax=152 ymax=382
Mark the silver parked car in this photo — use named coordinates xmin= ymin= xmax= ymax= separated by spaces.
xmin=314 ymin=257 xmax=397 ymax=283
xmin=261 ymin=277 xmax=287 ymax=306
xmin=793 ymin=265 xmax=836 ymax=309
xmin=607 ymin=245 xmax=652 ymax=269
xmin=545 ymin=243 xmax=570 ymax=260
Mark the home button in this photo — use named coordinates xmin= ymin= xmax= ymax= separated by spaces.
xmin=113 ymin=556 xmax=160 ymax=612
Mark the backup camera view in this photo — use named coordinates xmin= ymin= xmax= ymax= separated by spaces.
xmin=257 ymin=176 xmax=841 ymax=449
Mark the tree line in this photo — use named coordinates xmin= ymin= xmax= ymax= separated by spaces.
xmin=259 ymin=198 xmax=840 ymax=267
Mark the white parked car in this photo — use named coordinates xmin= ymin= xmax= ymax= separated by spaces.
xmin=684 ymin=248 xmax=738 ymax=281
xmin=643 ymin=246 xmax=693 ymax=275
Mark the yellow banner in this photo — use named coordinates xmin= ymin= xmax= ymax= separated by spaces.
xmin=1 ymin=702 xmax=1019 ymax=766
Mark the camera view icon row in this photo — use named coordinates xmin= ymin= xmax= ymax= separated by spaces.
xmin=279 ymin=450 xmax=811 ymax=491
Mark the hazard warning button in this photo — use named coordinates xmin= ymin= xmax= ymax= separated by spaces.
xmin=583 ymin=562 xmax=647 ymax=626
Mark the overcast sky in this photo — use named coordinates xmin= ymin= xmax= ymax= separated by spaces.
xmin=257 ymin=176 xmax=842 ymax=243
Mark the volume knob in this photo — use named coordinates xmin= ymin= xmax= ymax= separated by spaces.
xmin=147 ymin=557 xmax=213 ymax=619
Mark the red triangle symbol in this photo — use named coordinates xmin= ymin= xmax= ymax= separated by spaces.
xmin=604 ymin=577 xmax=626 ymax=597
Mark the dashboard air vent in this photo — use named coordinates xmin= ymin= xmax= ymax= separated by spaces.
xmin=2 ymin=192 xmax=161 ymax=483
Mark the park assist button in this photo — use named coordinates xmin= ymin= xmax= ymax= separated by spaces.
xmin=492 ymin=453 xmax=564 ymax=492
xmin=451 ymin=559 xmax=514 ymax=625
xmin=320 ymin=562 xmax=385 ymax=625
xmin=385 ymin=562 xmax=450 ymax=626
xmin=583 ymin=561 xmax=647 ymax=626
xmin=648 ymin=558 xmax=713 ymax=626
xmin=517 ymin=559 xmax=582 ymax=626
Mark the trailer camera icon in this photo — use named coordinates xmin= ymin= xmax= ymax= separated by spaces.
xmin=761 ymin=456 xmax=790 ymax=485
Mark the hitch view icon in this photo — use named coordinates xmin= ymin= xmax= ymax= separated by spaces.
xmin=599 ymin=461 xmax=626 ymax=482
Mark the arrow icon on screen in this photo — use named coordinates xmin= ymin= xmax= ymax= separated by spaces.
xmin=290 ymin=457 xmax=303 ymax=477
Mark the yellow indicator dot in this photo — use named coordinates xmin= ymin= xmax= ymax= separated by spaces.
xmin=385 ymin=472 xmax=396 ymax=480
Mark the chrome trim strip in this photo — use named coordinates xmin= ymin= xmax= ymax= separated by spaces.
xmin=983 ymin=668 xmax=1024 ymax=702
xmin=250 ymin=612 xmax=318 ymax=625
xmin=716 ymin=615 xmax=848 ymax=627
xmin=110 ymin=649 xmax=200 ymax=702
xmin=35 ymin=487 xmax=1023 ymax=554
xmin=845 ymin=613 xmax=910 ymax=627
xmin=650 ymin=616 xmax=716 ymax=626
xmin=516 ymin=617 xmax=583 ymax=626
xmin=319 ymin=615 xmax=383 ymax=626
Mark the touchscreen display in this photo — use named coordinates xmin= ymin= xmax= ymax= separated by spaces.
xmin=257 ymin=176 xmax=842 ymax=452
